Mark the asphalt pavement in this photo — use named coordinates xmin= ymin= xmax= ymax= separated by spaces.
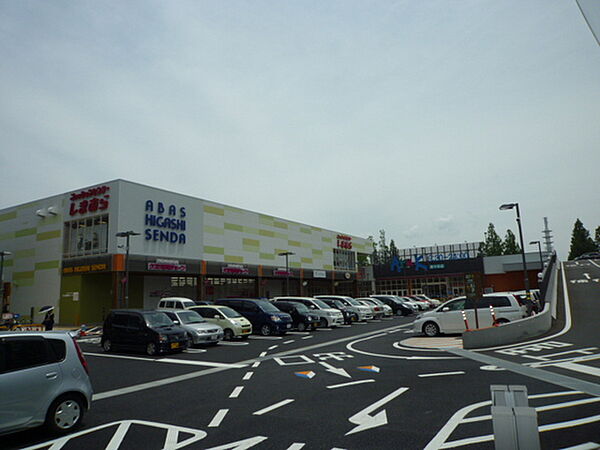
xmin=4 ymin=266 xmax=600 ymax=449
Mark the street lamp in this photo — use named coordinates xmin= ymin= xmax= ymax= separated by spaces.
xmin=0 ymin=251 xmax=12 ymax=310
xmin=116 ymin=231 xmax=140 ymax=308
xmin=499 ymin=203 xmax=530 ymax=297
xmin=277 ymin=251 xmax=295 ymax=296
xmin=529 ymin=240 xmax=544 ymax=272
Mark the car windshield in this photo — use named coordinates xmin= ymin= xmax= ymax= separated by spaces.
xmin=177 ymin=311 xmax=205 ymax=324
xmin=312 ymin=299 xmax=330 ymax=309
xmin=145 ymin=312 xmax=173 ymax=327
xmin=260 ymin=302 xmax=280 ymax=313
xmin=291 ymin=303 xmax=309 ymax=312
xmin=369 ymin=298 xmax=384 ymax=305
xmin=346 ymin=298 xmax=362 ymax=306
xmin=220 ymin=307 xmax=242 ymax=318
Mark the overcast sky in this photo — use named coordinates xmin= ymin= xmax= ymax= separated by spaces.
xmin=1 ymin=0 xmax=599 ymax=258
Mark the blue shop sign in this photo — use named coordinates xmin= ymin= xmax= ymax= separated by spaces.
xmin=144 ymin=200 xmax=187 ymax=244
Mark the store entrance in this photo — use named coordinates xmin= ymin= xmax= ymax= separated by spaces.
xmin=204 ymin=277 xmax=257 ymax=301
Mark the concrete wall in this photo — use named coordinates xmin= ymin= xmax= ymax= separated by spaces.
xmin=462 ymin=260 xmax=559 ymax=349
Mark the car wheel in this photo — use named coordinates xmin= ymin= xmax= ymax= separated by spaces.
xmin=319 ymin=318 xmax=328 ymax=328
xmin=102 ymin=339 xmax=112 ymax=352
xmin=297 ymin=322 xmax=307 ymax=332
xmin=45 ymin=394 xmax=84 ymax=433
xmin=187 ymin=333 xmax=195 ymax=346
xmin=423 ymin=322 xmax=440 ymax=337
xmin=495 ymin=318 xmax=509 ymax=325
xmin=146 ymin=342 xmax=157 ymax=356
xmin=260 ymin=324 xmax=271 ymax=336
xmin=224 ymin=329 xmax=234 ymax=340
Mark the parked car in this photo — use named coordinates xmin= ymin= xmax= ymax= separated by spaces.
xmin=272 ymin=297 xmax=344 ymax=328
xmin=214 ymin=299 xmax=292 ymax=336
xmin=365 ymin=297 xmax=393 ymax=317
xmin=413 ymin=293 xmax=527 ymax=337
xmin=272 ymin=300 xmax=321 ymax=331
xmin=317 ymin=298 xmax=359 ymax=324
xmin=392 ymin=296 xmax=419 ymax=315
xmin=314 ymin=295 xmax=373 ymax=321
xmin=101 ymin=309 xmax=188 ymax=356
xmin=506 ymin=291 xmax=540 ymax=315
xmin=370 ymin=295 xmax=413 ymax=316
xmin=397 ymin=296 xmax=425 ymax=311
xmin=158 ymin=309 xmax=224 ymax=346
xmin=574 ymin=252 xmax=600 ymax=260
xmin=0 ymin=331 xmax=93 ymax=435
xmin=190 ymin=305 xmax=252 ymax=340
xmin=356 ymin=298 xmax=385 ymax=319
xmin=157 ymin=297 xmax=197 ymax=310
xmin=408 ymin=296 xmax=433 ymax=309
xmin=414 ymin=295 xmax=441 ymax=307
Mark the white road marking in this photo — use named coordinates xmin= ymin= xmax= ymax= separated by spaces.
xmin=205 ymin=436 xmax=268 ymax=450
xmin=253 ymin=399 xmax=295 ymax=415
xmin=229 ymin=386 xmax=244 ymax=398
xmin=287 ymin=331 xmax=310 ymax=335
xmin=218 ymin=341 xmax=249 ymax=346
xmin=185 ymin=348 xmax=208 ymax=353
xmin=318 ymin=328 xmax=334 ymax=331
xmin=327 ymin=379 xmax=375 ymax=389
xmin=338 ymin=325 xmax=351 ymax=328
xmin=346 ymin=387 xmax=409 ymax=435
xmin=84 ymin=352 xmax=247 ymax=368
xmin=301 ymin=336 xmax=313 ymax=340
xmin=249 ymin=336 xmax=282 ymax=340
xmin=268 ymin=345 xmax=279 ymax=350
xmin=208 ymin=409 xmax=228 ymax=428
xmin=243 ymin=371 xmax=254 ymax=381
xmin=286 ymin=443 xmax=305 ymax=450
xmin=553 ymin=361 xmax=600 ymax=378
xmin=319 ymin=361 xmax=351 ymax=378
xmin=252 ymin=361 xmax=261 ymax=368
xmin=584 ymin=273 xmax=591 ymax=279
xmin=283 ymin=340 xmax=295 ymax=345
xmin=418 ymin=371 xmax=466 ymax=378
xmin=259 ymin=351 xmax=268 ymax=357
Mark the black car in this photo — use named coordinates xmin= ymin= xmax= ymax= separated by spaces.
xmin=101 ymin=309 xmax=188 ymax=356
xmin=371 ymin=295 xmax=413 ymax=316
xmin=319 ymin=298 xmax=359 ymax=324
xmin=272 ymin=301 xmax=320 ymax=331
xmin=215 ymin=298 xmax=293 ymax=336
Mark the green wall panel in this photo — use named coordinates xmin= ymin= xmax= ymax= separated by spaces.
xmin=224 ymin=223 xmax=243 ymax=232
xmin=288 ymin=240 xmax=301 ymax=247
xmin=243 ymin=238 xmax=259 ymax=247
xmin=13 ymin=270 xmax=34 ymax=280
xmin=260 ymin=253 xmax=275 ymax=260
xmin=15 ymin=227 xmax=37 ymax=238
xmin=300 ymin=227 xmax=311 ymax=234
xmin=36 ymin=230 xmax=61 ymax=241
xmin=259 ymin=229 xmax=275 ymax=238
xmin=0 ymin=211 xmax=17 ymax=222
xmin=204 ymin=246 xmax=225 ymax=255
xmin=273 ymin=221 xmax=288 ymax=229
xmin=224 ymin=255 xmax=244 ymax=263
xmin=204 ymin=205 xmax=225 ymax=216
xmin=35 ymin=260 xmax=60 ymax=270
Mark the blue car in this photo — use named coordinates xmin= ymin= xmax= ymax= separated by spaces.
xmin=214 ymin=299 xmax=292 ymax=336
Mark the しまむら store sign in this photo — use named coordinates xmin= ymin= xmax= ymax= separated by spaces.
xmin=69 ymin=185 xmax=110 ymax=216
xmin=337 ymin=234 xmax=352 ymax=250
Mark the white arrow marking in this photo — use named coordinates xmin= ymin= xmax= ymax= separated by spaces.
xmin=584 ymin=273 xmax=591 ymax=280
xmin=346 ymin=387 xmax=409 ymax=435
xmin=319 ymin=361 xmax=351 ymax=378
xmin=205 ymin=436 xmax=268 ymax=450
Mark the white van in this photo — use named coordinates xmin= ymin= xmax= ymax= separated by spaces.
xmin=413 ymin=293 xmax=527 ymax=337
xmin=157 ymin=297 xmax=197 ymax=310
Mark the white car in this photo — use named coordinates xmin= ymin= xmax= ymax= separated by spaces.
xmin=314 ymin=295 xmax=373 ymax=321
xmin=414 ymin=295 xmax=441 ymax=307
xmin=413 ymin=293 xmax=527 ymax=337
xmin=397 ymin=296 xmax=424 ymax=311
xmin=356 ymin=298 xmax=385 ymax=319
xmin=272 ymin=297 xmax=344 ymax=327
xmin=362 ymin=297 xmax=393 ymax=317
xmin=157 ymin=297 xmax=197 ymax=310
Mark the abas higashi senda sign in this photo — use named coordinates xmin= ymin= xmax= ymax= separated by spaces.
xmin=144 ymin=200 xmax=187 ymax=244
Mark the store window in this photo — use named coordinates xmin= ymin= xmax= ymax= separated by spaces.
xmin=63 ymin=214 xmax=109 ymax=258
xmin=333 ymin=249 xmax=356 ymax=271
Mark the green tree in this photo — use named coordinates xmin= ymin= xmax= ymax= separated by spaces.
xmin=595 ymin=226 xmax=600 ymax=251
xmin=482 ymin=223 xmax=503 ymax=256
xmin=378 ymin=229 xmax=390 ymax=263
xmin=389 ymin=239 xmax=399 ymax=260
xmin=502 ymin=229 xmax=521 ymax=255
xmin=568 ymin=219 xmax=597 ymax=260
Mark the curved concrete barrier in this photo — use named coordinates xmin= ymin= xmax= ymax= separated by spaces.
xmin=462 ymin=260 xmax=559 ymax=350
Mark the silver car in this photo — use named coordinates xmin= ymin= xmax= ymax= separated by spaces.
xmin=314 ymin=295 xmax=373 ymax=321
xmin=0 ymin=331 xmax=93 ymax=435
xmin=272 ymin=297 xmax=344 ymax=327
xmin=159 ymin=310 xmax=224 ymax=345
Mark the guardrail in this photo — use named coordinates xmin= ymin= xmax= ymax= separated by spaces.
xmin=462 ymin=252 xmax=559 ymax=349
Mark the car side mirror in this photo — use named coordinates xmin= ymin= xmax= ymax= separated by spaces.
xmin=442 ymin=307 xmax=450 ymax=312
xmin=173 ymin=320 xmax=180 ymax=324
xmin=213 ymin=315 xmax=221 ymax=319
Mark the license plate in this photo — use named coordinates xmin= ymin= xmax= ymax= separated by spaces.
xmin=242 ymin=329 xmax=250 ymax=334
xmin=170 ymin=342 xmax=180 ymax=349
xmin=286 ymin=323 xmax=291 ymax=328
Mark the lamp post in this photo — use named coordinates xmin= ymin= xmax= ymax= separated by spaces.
xmin=499 ymin=203 xmax=530 ymax=297
xmin=116 ymin=231 xmax=140 ymax=308
xmin=0 ymin=251 xmax=12 ymax=310
xmin=529 ymin=240 xmax=544 ymax=272
xmin=278 ymin=251 xmax=295 ymax=296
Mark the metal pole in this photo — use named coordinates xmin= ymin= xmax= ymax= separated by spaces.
xmin=125 ymin=234 xmax=130 ymax=308
xmin=515 ymin=204 xmax=530 ymax=297
xmin=536 ymin=241 xmax=543 ymax=270
xmin=285 ymin=253 xmax=289 ymax=296
xmin=0 ymin=252 xmax=5 ymax=308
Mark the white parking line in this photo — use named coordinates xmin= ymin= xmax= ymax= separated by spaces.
xmin=218 ymin=341 xmax=249 ymax=346
xmin=287 ymin=331 xmax=310 ymax=335
xmin=338 ymin=325 xmax=351 ymax=328
xmin=243 ymin=371 xmax=254 ymax=381
xmin=253 ymin=399 xmax=295 ymax=416
xmin=301 ymin=336 xmax=313 ymax=340
xmin=418 ymin=371 xmax=466 ymax=378
xmin=327 ymin=379 xmax=375 ymax=389
xmin=249 ymin=336 xmax=283 ymax=340
xmin=229 ymin=386 xmax=244 ymax=398
xmin=283 ymin=340 xmax=295 ymax=345
xmin=286 ymin=444 xmax=305 ymax=450
xmin=159 ymin=359 xmax=249 ymax=369
xmin=268 ymin=345 xmax=279 ymax=350
xmin=259 ymin=351 xmax=267 ymax=357
xmin=252 ymin=361 xmax=261 ymax=368
xmin=208 ymin=409 xmax=228 ymax=427
xmin=185 ymin=348 xmax=208 ymax=353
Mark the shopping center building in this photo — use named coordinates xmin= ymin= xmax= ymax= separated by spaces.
xmin=373 ymin=242 xmax=544 ymax=299
xmin=0 ymin=180 xmax=374 ymax=325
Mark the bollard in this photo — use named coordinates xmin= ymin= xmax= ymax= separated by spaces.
xmin=490 ymin=305 xmax=497 ymax=326
xmin=491 ymin=385 xmax=540 ymax=450
xmin=461 ymin=310 xmax=470 ymax=331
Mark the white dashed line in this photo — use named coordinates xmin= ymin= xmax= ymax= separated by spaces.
xmin=243 ymin=371 xmax=254 ymax=381
xmin=268 ymin=345 xmax=279 ymax=350
xmin=249 ymin=336 xmax=283 ymax=340
xmin=327 ymin=379 xmax=376 ymax=389
xmin=418 ymin=371 xmax=466 ymax=378
xmin=229 ymin=386 xmax=244 ymax=398
xmin=286 ymin=444 xmax=305 ymax=450
xmin=301 ymin=336 xmax=313 ymax=340
xmin=259 ymin=351 xmax=268 ymax=357
xmin=253 ymin=399 xmax=295 ymax=416
xmin=283 ymin=340 xmax=295 ymax=345
xmin=208 ymin=409 xmax=228 ymax=427
xmin=252 ymin=361 xmax=261 ymax=368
